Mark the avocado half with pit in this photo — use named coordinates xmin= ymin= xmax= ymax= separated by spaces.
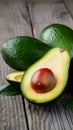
xmin=21 ymin=47 xmax=70 ymax=103
xmin=6 ymin=71 xmax=24 ymax=87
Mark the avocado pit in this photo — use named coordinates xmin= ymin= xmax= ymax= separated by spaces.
xmin=31 ymin=68 xmax=56 ymax=93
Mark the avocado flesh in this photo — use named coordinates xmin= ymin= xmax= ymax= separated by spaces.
xmin=6 ymin=71 xmax=24 ymax=87
xmin=40 ymin=23 xmax=73 ymax=58
xmin=21 ymin=47 xmax=70 ymax=103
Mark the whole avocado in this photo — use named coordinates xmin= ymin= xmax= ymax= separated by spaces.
xmin=1 ymin=36 xmax=50 ymax=70
xmin=40 ymin=23 xmax=73 ymax=58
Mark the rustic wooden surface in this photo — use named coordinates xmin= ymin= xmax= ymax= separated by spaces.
xmin=0 ymin=0 xmax=73 ymax=130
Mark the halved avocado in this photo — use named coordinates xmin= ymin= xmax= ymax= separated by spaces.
xmin=6 ymin=71 xmax=24 ymax=87
xmin=21 ymin=47 xmax=70 ymax=103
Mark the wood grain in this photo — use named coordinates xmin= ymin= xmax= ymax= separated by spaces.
xmin=27 ymin=2 xmax=73 ymax=38
xmin=0 ymin=0 xmax=32 ymax=129
xmin=64 ymin=0 xmax=73 ymax=18
xmin=27 ymin=0 xmax=62 ymax=4
xmin=0 ymin=0 xmax=32 ymax=45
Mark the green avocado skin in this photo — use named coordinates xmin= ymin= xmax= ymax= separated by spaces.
xmin=1 ymin=36 xmax=50 ymax=70
xmin=40 ymin=23 xmax=73 ymax=58
xmin=7 ymin=80 xmax=20 ymax=88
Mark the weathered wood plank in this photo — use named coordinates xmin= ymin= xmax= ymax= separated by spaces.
xmin=27 ymin=0 xmax=62 ymax=4
xmin=64 ymin=0 xmax=73 ymax=18
xmin=0 ymin=0 xmax=32 ymax=45
xmin=24 ymin=1 xmax=73 ymax=130
xmin=27 ymin=2 xmax=73 ymax=38
xmin=0 ymin=0 xmax=32 ymax=129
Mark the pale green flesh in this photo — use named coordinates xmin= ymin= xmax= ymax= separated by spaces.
xmin=7 ymin=71 xmax=24 ymax=82
xmin=21 ymin=48 xmax=70 ymax=103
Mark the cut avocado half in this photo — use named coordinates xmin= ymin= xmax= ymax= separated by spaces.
xmin=6 ymin=71 xmax=24 ymax=87
xmin=21 ymin=47 xmax=70 ymax=103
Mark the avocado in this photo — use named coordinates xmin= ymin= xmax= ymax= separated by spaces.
xmin=40 ymin=23 xmax=73 ymax=58
xmin=21 ymin=47 xmax=70 ymax=103
xmin=1 ymin=36 xmax=50 ymax=70
xmin=6 ymin=71 xmax=24 ymax=87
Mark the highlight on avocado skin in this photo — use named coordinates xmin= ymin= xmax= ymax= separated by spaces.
xmin=40 ymin=23 xmax=73 ymax=58
xmin=1 ymin=36 xmax=50 ymax=70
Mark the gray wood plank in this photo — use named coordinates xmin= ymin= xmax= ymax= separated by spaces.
xmin=24 ymin=1 xmax=73 ymax=130
xmin=27 ymin=0 xmax=62 ymax=4
xmin=64 ymin=0 xmax=73 ymax=18
xmin=0 ymin=0 xmax=32 ymax=130
xmin=27 ymin=2 xmax=73 ymax=38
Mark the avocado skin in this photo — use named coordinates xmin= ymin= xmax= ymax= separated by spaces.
xmin=66 ymin=60 xmax=73 ymax=90
xmin=7 ymin=80 xmax=20 ymax=88
xmin=1 ymin=36 xmax=50 ymax=70
xmin=40 ymin=23 xmax=73 ymax=58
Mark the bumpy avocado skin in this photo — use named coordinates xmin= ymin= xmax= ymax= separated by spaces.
xmin=40 ymin=23 xmax=73 ymax=58
xmin=21 ymin=47 xmax=70 ymax=104
xmin=1 ymin=36 xmax=50 ymax=70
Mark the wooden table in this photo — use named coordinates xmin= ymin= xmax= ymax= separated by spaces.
xmin=0 ymin=0 xmax=73 ymax=130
